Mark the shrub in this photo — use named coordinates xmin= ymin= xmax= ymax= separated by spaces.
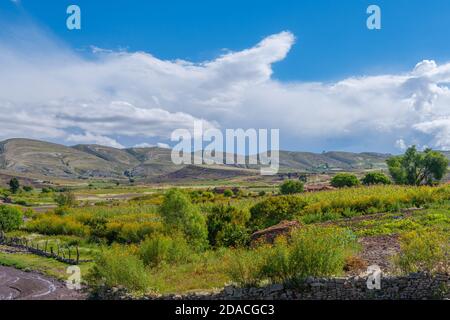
xmin=22 ymin=186 xmax=34 ymax=192
xmin=260 ymin=226 xmax=358 ymax=283
xmin=225 ymin=248 xmax=267 ymax=287
xmin=25 ymin=214 xmax=88 ymax=237
xmin=0 ymin=205 xmax=23 ymax=232
xmin=223 ymin=189 xmax=234 ymax=197
xmin=54 ymin=191 xmax=77 ymax=208
xmin=207 ymin=205 xmax=250 ymax=248
xmin=249 ymin=196 xmax=308 ymax=230
xmin=139 ymin=234 xmax=191 ymax=268
xmin=361 ymin=172 xmax=391 ymax=185
xmin=394 ymin=230 xmax=449 ymax=274
xmin=88 ymin=246 xmax=151 ymax=292
xmin=331 ymin=173 xmax=360 ymax=188
xmin=159 ymin=189 xmax=208 ymax=249
xmin=279 ymin=180 xmax=304 ymax=195
xmin=8 ymin=178 xmax=20 ymax=194
xmin=258 ymin=190 xmax=266 ymax=197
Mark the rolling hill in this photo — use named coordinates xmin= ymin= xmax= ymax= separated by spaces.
xmin=1 ymin=138 xmax=445 ymax=183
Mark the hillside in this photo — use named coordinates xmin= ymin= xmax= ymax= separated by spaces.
xmin=0 ymin=138 xmax=434 ymax=182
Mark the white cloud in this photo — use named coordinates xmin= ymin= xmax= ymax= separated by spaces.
xmin=1 ymin=23 xmax=450 ymax=152
xmin=157 ymin=143 xmax=171 ymax=149
xmin=66 ymin=132 xmax=124 ymax=149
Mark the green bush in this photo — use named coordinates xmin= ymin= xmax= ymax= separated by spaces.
xmin=207 ymin=205 xmax=250 ymax=248
xmin=0 ymin=205 xmax=23 ymax=232
xmin=226 ymin=226 xmax=358 ymax=286
xmin=361 ymin=172 xmax=391 ymax=185
xmin=225 ymin=248 xmax=267 ymax=287
xmin=54 ymin=191 xmax=77 ymax=208
xmin=260 ymin=226 xmax=358 ymax=283
xmin=249 ymin=196 xmax=307 ymax=230
xmin=88 ymin=246 xmax=151 ymax=292
xmin=279 ymin=180 xmax=304 ymax=195
xmin=331 ymin=173 xmax=360 ymax=188
xmin=139 ymin=234 xmax=191 ymax=268
xmin=394 ymin=230 xmax=449 ymax=274
xmin=159 ymin=189 xmax=208 ymax=249
xmin=223 ymin=189 xmax=234 ymax=197
xmin=22 ymin=186 xmax=34 ymax=192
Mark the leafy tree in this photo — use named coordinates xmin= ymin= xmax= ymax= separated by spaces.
xmin=54 ymin=191 xmax=77 ymax=207
xmin=279 ymin=180 xmax=304 ymax=195
xmin=330 ymin=173 xmax=360 ymax=188
xmin=8 ymin=178 xmax=20 ymax=194
xmin=387 ymin=146 xmax=448 ymax=186
xmin=0 ymin=205 xmax=23 ymax=232
xmin=159 ymin=189 xmax=208 ymax=249
xmin=361 ymin=172 xmax=391 ymax=185
xmin=207 ymin=205 xmax=250 ymax=248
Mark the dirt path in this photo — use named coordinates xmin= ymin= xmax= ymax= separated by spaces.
xmin=0 ymin=266 xmax=86 ymax=300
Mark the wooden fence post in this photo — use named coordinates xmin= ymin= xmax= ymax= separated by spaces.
xmin=76 ymin=247 xmax=80 ymax=264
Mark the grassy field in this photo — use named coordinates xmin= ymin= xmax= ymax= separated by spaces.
xmin=1 ymin=181 xmax=449 ymax=295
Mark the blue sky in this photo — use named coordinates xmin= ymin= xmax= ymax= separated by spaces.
xmin=1 ymin=0 xmax=450 ymax=153
xmin=4 ymin=0 xmax=450 ymax=81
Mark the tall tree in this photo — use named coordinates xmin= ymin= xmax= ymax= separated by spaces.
xmin=8 ymin=178 xmax=20 ymax=194
xmin=387 ymin=146 xmax=448 ymax=186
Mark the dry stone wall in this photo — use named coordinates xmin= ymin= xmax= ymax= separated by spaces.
xmin=96 ymin=272 xmax=449 ymax=300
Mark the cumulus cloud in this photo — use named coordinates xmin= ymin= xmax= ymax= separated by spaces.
xmin=0 ymin=22 xmax=449 ymax=152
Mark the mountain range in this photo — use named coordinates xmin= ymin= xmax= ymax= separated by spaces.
xmin=0 ymin=138 xmax=447 ymax=183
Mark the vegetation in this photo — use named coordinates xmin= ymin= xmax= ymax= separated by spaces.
xmin=394 ymin=230 xmax=449 ymax=274
xmin=387 ymin=146 xmax=448 ymax=186
xmin=139 ymin=234 xmax=192 ymax=267
xmin=361 ymin=172 xmax=391 ymax=185
xmin=279 ymin=180 xmax=304 ymax=195
xmin=0 ymin=205 xmax=23 ymax=232
xmin=8 ymin=178 xmax=20 ymax=194
xmin=331 ymin=173 xmax=360 ymax=188
xmin=88 ymin=245 xmax=151 ymax=292
xmin=1 ymin=171 xmax=449 ymax=295
xmin=54 ymin=191 xmax=77 ymax=208
xmin=226 ymin=226 xmax=358 ymax=286
xmin=206 ymin=205 xmax=250 ymax=248
xmin=159 ymin=189 xmax=208 ymax=249
xmin=249 ymin=196 xmax=307 ymax=230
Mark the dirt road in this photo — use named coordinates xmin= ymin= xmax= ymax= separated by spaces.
xmin=0 ymin=266 xmax=86 ymax=300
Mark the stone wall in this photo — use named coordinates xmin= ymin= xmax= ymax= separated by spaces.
xmin=95 ymin=272 xmax=449 ymax=300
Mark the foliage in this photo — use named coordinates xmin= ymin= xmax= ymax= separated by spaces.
xmin=260 ymin=226 xmax=358 ymax=283
xmin=223 ymin=189 xmax=234 ymax=197
xmin=330 ymin=173 xmax=360 ymax=188
xmin=207 ymin=204 xmax=250 ymax=248
xmin=54 ymin=191 xmax=77 ymax=208
xmin=226 ymin=226 xmax=358 ymax=286
xmin=279 ymin=180 xmax=304 ymax=195
xmin=249 ymin=196 xmax=307 ymax=230
xmin=22 ymin=186 xmax=34 ymax=192
xmin=225 ymin=247 xmax=267 ymax=287
xmin=159 ymin=189 xmax=208 ymax=249
xmin=139 ymin=234 xmax=192 ymax=268
xmin=361 ymin=172 xmax=391 ymax=185
xmin=0 ymin=205 xmax=23 ymax=232
xmin=8 ymin=178 xmax=20 ymax=194
xmin=394 ymin=230 xmax=449 ymax=274
xmin=387 ymin=146 xmax=448 ymax=186
xmin=88 ymin=245 xmax=151 ymax=292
